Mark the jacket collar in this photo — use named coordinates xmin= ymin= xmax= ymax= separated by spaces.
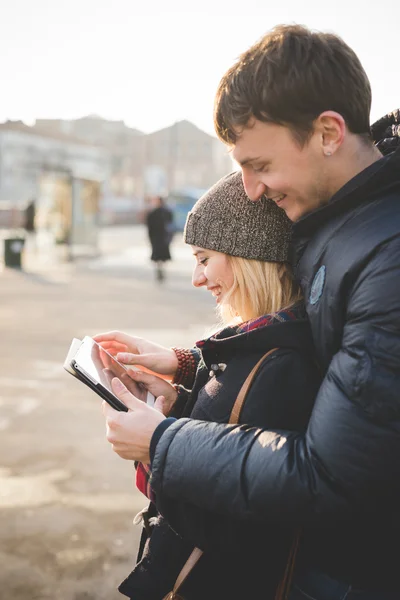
xmin=197 ymin=309 xmax=314 ymax=358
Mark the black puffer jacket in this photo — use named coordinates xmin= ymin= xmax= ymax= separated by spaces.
xmin=150 ymin=147 xmax=400 ymax=591
xmin=120 ymin=310 xmax=320 ymax=600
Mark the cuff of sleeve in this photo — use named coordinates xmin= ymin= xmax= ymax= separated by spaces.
xmin=150 ymin=417 xmax=177 ymax=465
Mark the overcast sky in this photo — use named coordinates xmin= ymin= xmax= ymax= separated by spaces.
xmin=0 ymin=0 xmax=398 ymax=135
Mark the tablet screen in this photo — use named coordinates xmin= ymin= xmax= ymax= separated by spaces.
xmin=73 ymin=337 xmax=129 ymax=393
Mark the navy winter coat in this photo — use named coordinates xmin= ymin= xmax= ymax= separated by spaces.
xmin=150 ymin=148 xmax=400 ymax=592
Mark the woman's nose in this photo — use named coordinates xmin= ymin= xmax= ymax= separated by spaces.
xmin=192 ymin=267 xmax=207 ymax=288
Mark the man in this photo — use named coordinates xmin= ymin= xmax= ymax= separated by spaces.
xmin=102 ymin=25 xmax=400 ymax=598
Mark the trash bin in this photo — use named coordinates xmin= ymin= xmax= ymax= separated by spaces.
xmin=4 ymin=236 xmax=25 ymax=268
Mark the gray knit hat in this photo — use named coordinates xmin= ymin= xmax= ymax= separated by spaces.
xmin=184 ymin=171 xmax=292 ymax=261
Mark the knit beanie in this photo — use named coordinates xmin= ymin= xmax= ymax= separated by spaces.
xmin=184 ymin=171 xmax=292 ymax=262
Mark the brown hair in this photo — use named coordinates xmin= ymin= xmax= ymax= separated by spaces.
xmin=214 ymin=24 xmax=372 ymax=146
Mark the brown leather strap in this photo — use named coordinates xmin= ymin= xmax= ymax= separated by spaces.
xmin=164 ymin=348 xmax=279 ymax=599
xmin=229 ymin=347 xmax=278 ymax=424
xmin=274 ymin=529 xmax=301 ymax=600
xmin=162 ymin=547 xmax=203 ymax=599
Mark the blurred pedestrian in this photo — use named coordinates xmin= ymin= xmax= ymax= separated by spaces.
xmin=146 ymin=196 xmax=173 ymax=282
xmin=24 ymin=199 xmax=36 ymax=233
xmin=23 ymin=198 xmax=37 ymax=252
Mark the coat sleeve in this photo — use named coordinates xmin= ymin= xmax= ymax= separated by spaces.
xmin=151 ymin=238 xmax=400 ymax=527
xmin=153 ymin=350 xmax=318 ymax=549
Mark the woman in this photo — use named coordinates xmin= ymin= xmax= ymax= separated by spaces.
xmin=95 ymin=171 xmax=321 ymax=600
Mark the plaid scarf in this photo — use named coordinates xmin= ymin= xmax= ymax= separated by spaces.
xmin=196 ymin=303 xmax=304 ymax=348
xmin=135 ymin=303 xmax=304 ymax=502
xmin=136 ymin=461 xmax=155 ymax=503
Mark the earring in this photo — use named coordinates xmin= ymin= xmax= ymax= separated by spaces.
xmin=325 ymin=151 xmax=332 ymax=156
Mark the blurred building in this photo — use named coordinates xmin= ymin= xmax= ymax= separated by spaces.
xmin=0 ymin=120 xmax=108 ymax=254
xmin=142 ymin=120 xmax=234 ymax=230
xmin=0 ymin=116 xmax=233 ymax=228
xmin=35 ymin=116 xmax=233 ymax=222
xmin=36 ymin=114 xmax=143 ymax=147
xmin=143 ymin=119 xmax=233 ymax=193
xmin=35 ymin=115 xmax=146 ymax=224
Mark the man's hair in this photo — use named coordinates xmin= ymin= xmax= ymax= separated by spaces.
xmin=214 ymin=24 xmax=372 ymax=145
xmin=219 ymin=257 xmax=302 ymax=324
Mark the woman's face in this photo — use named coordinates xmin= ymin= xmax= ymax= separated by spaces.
xmin=191 ymin=246 xmax=234 ymax=305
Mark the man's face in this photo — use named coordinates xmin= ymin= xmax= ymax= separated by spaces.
xmin=232 ymin=119 xmax=333 ymax=222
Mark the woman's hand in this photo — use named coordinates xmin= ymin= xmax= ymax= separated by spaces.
xmin=93 ymin=331 xmax=178 ymax=376
xmin=120 ymin=369 xmax=178 ymax=415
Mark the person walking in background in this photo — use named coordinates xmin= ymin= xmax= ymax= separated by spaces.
xmin=23 ymin=197 xmax=37 ymax=254
xmin=146 ymin=196 xmax=174 ymax=282
xmin=24 ymin=198 xmax=36 ymax=234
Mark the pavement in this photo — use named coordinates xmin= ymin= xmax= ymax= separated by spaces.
xmin=0 ymin=226 xmax=214 ymax=600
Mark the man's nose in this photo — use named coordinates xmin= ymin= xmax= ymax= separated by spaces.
xmin=241 ymin=171 xmax=267 ymax=202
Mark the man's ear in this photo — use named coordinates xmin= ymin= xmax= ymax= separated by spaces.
xmin=314 ymin=111 xmax=346 ymax=156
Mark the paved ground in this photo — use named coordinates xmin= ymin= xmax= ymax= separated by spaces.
xmin=0 ymin=226 xmax=214 ymax=600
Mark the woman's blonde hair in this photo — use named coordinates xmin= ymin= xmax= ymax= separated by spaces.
xmin=219 ymin=256 xmax=302 ymax=325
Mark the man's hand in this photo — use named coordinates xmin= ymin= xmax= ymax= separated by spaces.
xmin=93 ymin=331 xmax=178 ymax=376
xmin=103 ymin=378 xmax=166 ymax=464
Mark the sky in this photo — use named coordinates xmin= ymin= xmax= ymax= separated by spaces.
xmin=0 ymin=0 xmax=398 ymax=136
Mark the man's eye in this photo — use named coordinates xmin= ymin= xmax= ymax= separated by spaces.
xmin=253 ymin=165 xmax=267 ymax=173
xmin=199 ymin=258 xmax=208 ymax=265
